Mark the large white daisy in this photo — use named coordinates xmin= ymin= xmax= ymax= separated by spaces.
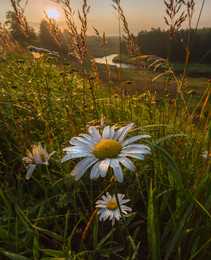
xmin=61 ymin=123 xmax=151 ymax=183
xmin=22 ymin=142 xmax=56 ymax=180
xmin=95 ymin=192 xmax=132 ymax=225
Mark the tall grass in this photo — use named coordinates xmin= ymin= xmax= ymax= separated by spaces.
xmin=0 ymin=0 xmax=210 ymax=259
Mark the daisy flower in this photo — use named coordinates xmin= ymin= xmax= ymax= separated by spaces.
xmin=61 ymin=123 xmax=151 ymax=182
xmin=22 ymin=142 xmax=56 ymax=180
xmin=95 ymin=192 xmax=132 ymax=225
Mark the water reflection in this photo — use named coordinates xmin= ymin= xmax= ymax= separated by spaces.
xmin=94 ymin=54 xmax=136 ymax=69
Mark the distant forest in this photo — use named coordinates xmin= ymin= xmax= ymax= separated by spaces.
xmin=5 ymin=11 xmax=211 ymax=63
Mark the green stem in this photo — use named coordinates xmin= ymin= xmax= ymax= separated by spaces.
xmin=113 ymin=180 xmax=131 ymax=256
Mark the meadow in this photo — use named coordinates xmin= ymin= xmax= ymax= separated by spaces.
xmin=0 ymin=0 xmax=211 ymax=259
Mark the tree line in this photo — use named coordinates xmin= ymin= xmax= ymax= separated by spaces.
xmin=5 ymin=11 xmax=211 ymax=63
xmin=123 ymin=27 xmax=211 ymax=63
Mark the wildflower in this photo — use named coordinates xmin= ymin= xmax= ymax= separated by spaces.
xmin=49 ymin=51 xmax=60 ymax=58
xmin=22 ymin=142 xmax=56 ymax=180
xmin=61 ymin=123 xmax=151 ymax=182
xmin=95 ymin=192 xmax=132 ymax=225
xmin=16 ymin=59 xmax=25 ymax=63
xmin=202 ymin=151 xmax=210 ymax=159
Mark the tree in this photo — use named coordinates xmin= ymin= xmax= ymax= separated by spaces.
xmin=39 ymin=20 xmax=60 ymax=52
xmin=5 ymin=11 xmax=37 ymax=47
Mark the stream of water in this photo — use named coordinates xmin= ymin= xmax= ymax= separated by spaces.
xmin=94 ymin=54 xmax=136 ymax=69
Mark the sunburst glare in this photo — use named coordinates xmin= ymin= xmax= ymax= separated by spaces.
xmin=46 ymin=9 xmax=59 ymax=19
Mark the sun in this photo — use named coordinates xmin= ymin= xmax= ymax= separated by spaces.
xmin=46 ymin=9 xmax=59 ymax=19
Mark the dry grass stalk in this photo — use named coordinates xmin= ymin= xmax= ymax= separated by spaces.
xmin=87 ymin=50 xmax=100 ymax=83
xmin=55 ymin=0 xmax=90 ymax=63
xmin=10 ymin=0 xmax=29 ymax=38
xmin=112 ymin=0 xmax=140 ymax=57
xmin=43 ymin=11 xmax=62 ymax=47
xmin=179 ymin=1 xmax=195 ymax=96
xmin=187 ymin=0 xmax=195 ymax=27
xmin=164 ymin=0 xmax=187 ymax=39
xmin=93 ymin=27 xmax=112 ymax=83
xmin=93 ymin=27 xmax=108 ymax=51
xmin=0 ymin=23 xmax=16 ymax=50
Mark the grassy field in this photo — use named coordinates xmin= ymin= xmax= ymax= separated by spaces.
xmin=0 ymin=0 xmax=211 ymax=259
xmin=0 ymin=47 xmax=210 ymax=260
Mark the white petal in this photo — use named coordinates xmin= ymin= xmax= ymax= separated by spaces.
xmin=70 ymin=136 xmax=96 ymax=147
xmin=97 ymin=208 xmax=107 ymax=214
xmin=102 ymin=126 xmax=110 ymax=139
xmin=112 ymin=217 xmax=115 ymax=225
xmin=110 ymin=159 xmax=124 ymax=183
xmin=61 ymin=152 xmax=92 ymax=163
xmin=88 ymin=127 xmax=102 ymax=142
xmin=102 ymin=210 xmax=110 ymax=221
xmin=90 ymin=161 xmax=101 ymax=179
xmin=79 ymin=134 xmax=97 ymax=144
xmin=22 ymin=157 xmax=32 ymax=164
xmin=118 ymin=123 xmax=134 ymax=143
xmin=48 ymin=151 xmax=56 ymax=160
xmin=103 ymin=192 xmax=112 ymax=202
xmin=71 ymin=156 xmax=99 ymax=180
xmin=33 ymin=150 xmax=42 ymax=164
xmin=118 ymin=193 xmax=125 ymax=201
xmin=117 ymin=156 xmax=136 ymax=171
xmin=113 ymin=210 xmax=121 ymax=220
xmin=122 ymin=135 xmax=151 ymax=146
xmin=113 ymin=123 xmax=134 ymax=142
xmin=121 ymin=205 xmax=132 ymax=212
xmin=26 ymin=149 xmax=33 ymax=159
xmin=108 ymin=211 xmax=114 ymax=220
xmin=122 ymin=153 xmax=145 ymax=160
xmin=26 ymin=164 xmax=36 ymax=179
xmin=63 ymin=146 xmax=93 ymax=153
xmin=124 ymin=144 xmax=151 ymax=151
xmin=96 ymin=203 xmax=107 ymax=208
xmin=99 ymin=209 xmax=109 ymax=221
xmin=109 ymin=125 xmax=116 ymax=139
xmin=121 ymin=148 xmax=151 ymax=155
xmin=99 ymin=159 xmax=110 ymax=177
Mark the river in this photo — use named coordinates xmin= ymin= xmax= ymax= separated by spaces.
xmin=94 ymin=54 xmax=136 ymax=69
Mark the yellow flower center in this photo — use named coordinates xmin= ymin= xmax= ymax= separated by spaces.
xmin=107 ymin=200 xmax=118 ymax=211
xmin=94 ymin=139 xmax=122 ymax=160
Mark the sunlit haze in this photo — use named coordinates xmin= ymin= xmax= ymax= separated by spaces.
xmin=0 ymin=0 xmax=210 ymax=35
xmin=46 ymin=9 xmax=59 ymax=19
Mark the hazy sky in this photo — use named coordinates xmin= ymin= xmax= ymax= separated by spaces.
xmin=0 ymin=0 xmax=210 ymax=35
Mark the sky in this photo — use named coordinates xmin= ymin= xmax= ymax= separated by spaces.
xmin=0 ymin=0 xmax=210 ymax=35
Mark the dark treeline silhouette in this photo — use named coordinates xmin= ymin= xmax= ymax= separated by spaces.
xmin=125 ymin=28 xmax=211 ymax=63
xmin=5 ymin=11 xmax=211 ymax=63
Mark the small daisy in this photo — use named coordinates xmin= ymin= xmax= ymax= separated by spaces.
xmin=95 ymin=192 xmax=132 ymax=225
xmin=22 ymin=142 xmax=56 ymax=180
xmin=61 ymin=123 xmax=151 ymax=182
xmin=202 ymin=151 xmax=210 ymax=159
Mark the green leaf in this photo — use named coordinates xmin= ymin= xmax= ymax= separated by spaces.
xmin=67 ymin=217 xmax=83 ymax=249
xmin=32 ymin=225 xmax=63 ymax=242
xmin=150 ymin=134 xmax=188 ymax=147
xmin=147 ymin=179 xmax=158 ymax=260
xmin=164 ymin=201 xmax=195 ymax=260
xmin=0 ymin=248 xmax=31 ymax=260
xmin=98 ymin=246 xmax=123 ymax=256
xmin=0 ymin=188 xmax=11 ymax=209
xmin=96 ymin=229 xmax=115 ymax=249
xmin=42 ymin=249 xmax=65 ymax=258
xmin=153 ymin=145 xmax=183 ymax=190
xmin=64 ymin=209 xmax=69 ymax=240
xmin=33 ymin=235 xmax=40 ymax=260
